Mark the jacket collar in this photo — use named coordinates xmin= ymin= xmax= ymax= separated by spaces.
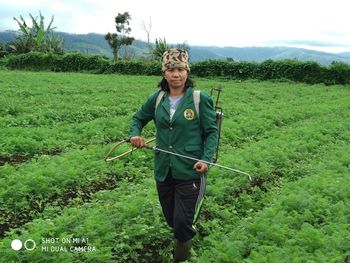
xmin=169 ymin=86 xmax=193 ymax=124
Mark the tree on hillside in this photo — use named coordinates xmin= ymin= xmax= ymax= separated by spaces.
xmin=105 ymin=12 xmax=134 ymax=62
xmin=8 ymin=12 xmax=63 ymax=54
xmin=0 ymin=42 xmax=7 ymax=58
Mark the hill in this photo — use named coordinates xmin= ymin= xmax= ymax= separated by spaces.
xmin=192 ymin=46 xmax=350 ymax=65
xmin=339 ymin=52 xmax=350 ymax=58
xmin=1 ymin=30 xmax=350 ymax=65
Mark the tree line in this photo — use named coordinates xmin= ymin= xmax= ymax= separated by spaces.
xmin=2 ymin=11 xmax=350 ymax=86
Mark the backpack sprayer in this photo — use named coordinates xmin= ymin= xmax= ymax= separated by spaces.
xmin=105 ymin=87 xmax=252 ymax=181
xmin=211 ymin=87 xmax=223 ymax=164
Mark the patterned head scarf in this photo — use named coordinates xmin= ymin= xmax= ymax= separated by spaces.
xmin=162 ymin=48 xmax=190 ymax=72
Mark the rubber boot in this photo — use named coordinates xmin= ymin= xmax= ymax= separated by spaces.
xmin=173 ymin=239 xmax=192 ymax=262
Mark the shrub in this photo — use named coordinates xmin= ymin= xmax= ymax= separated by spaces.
xmin=4 ymin=53 xmax=350 ymax=85
xmin=327 ymin=62 xmax=350 ymax=85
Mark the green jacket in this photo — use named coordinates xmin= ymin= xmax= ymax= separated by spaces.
xmin=130 ymin=86 xmax=218 ymax=182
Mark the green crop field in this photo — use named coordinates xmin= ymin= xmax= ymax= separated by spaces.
xmin=0 ymin=70 xmax=349 ymax=262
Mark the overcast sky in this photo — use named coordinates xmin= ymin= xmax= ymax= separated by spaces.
xmin=0 ymin=0 xmax=349 ymax=53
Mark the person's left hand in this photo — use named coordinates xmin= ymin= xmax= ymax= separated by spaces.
xmin=193 ymin=161 xmax=208 ymax=173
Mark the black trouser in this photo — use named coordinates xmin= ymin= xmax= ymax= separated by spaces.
xmin=156 ymin=168 xmax=206 ymax=242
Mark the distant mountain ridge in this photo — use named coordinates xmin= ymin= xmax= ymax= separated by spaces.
xmin=1 ymin=30 xmax=350 ymax=65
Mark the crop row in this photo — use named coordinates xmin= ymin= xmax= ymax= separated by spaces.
xmin=0 ymin=116 xmax=132 ymax=161
xmin=0 ymin=71 xmax=152 ymax=130
xmin=1 ymin=103 xmax=349 ymax=261
xmin=221 ymin=89 xmax=350 ymax=147
xmin=0 ymin=176 xmax=169 ymax=262
xmin=1 ymin=74 xmax=349 ymax=162
xmin=1 ymin=86 xmax=348 ymax=235
xmin=200 ymin=108 xmax=350 ymax=224
xmin=0 ymin=139 xmax=345 ymax=262
xmin=197 ymin=142 xmax=350 ymax=262
xmin=0 ymin=144 xmax=153 ymax=237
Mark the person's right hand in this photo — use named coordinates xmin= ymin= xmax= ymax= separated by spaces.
xmin=130 ymin=136 xmax=145 ymax=148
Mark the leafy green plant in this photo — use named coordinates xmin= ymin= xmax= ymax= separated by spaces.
xmin=9 ymin=11 xmax=63 ymax=54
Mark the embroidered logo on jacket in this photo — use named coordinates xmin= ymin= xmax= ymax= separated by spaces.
xmin=184 ymin=109 xmax=195 ymax=120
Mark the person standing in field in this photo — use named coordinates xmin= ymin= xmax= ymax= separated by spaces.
xmin=129 ymin=48 xmax=218 ymax=262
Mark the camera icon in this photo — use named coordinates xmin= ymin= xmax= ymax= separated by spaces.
xmin=11 ymin=239 xmax=36 ymax=251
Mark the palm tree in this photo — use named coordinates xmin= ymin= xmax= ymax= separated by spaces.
xmin=152 ymin=38 xmax=170 ymax=61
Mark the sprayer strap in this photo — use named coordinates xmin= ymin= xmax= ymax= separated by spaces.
xmin=155 ymin=90 xmax=165 ymax=112
xmin=193 ymin=90 xmax=200 ymax=118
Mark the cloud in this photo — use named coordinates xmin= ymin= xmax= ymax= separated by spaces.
xmin=1 ymin=0 xmax=350 ymax=53
xmin=270 ymin=40 xmax=347 ymax=48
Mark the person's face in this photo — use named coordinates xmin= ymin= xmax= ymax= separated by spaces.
xmin=163 ymin=68 xmax=188 ymax=90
